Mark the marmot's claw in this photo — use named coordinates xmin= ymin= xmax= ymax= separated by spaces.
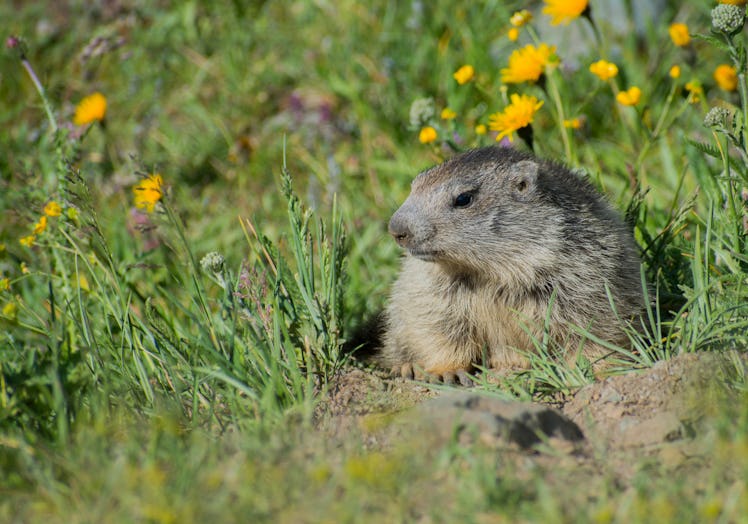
xmin=455 ymin=370 xmax=474 ymax=387
xmin=442 ymin=371 xmax=456 ymax=385
xmin=442 ymin=370 xmax=474 ymax=387
xmin=391 ymin=363 xmax=413 ymax=380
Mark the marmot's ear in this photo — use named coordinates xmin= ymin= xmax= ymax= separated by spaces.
xmin=508 ymin=160 xmax=538 ymax=200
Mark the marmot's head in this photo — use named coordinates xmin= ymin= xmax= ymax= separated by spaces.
xmin=388 ymin=146 xmax=608 ymax=282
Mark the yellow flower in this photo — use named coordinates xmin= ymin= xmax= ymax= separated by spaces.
xmin=441 ymin=108 xmax=457 ymax=120
xmin=508 ymin=28 xmax=520 ymax=41
xmin=719 ymin=0 xmax=746 ymax=4
xmin=564 ymin=117 xmax=583 ymax=129
xmin=685 ymin=80 xmax=703 ymax=103
xmin=488 ymin=93 xmax=544 ymax=142
xmin=616 ymin=86 xmax=642 ymax=106
xmin=542 ymin=0 xmax=588 ymax=25
xmin=669 ymin=65 xmax=681 ymax=79
xmin=589 ymin=60 xmax=619 ymax=81
xmin=500 ymin=43 xmax=557 ymax=84
xmin=418 ymin=126 xmax=437 ymax=144
xmin=2 ymin=301 xmax=17 ymax=321
xmin=73 ymin=92 xmax=107 ymax=126
xmin=669 ymin=23 xmax=690 ymax=47
xmin=475 ymin=124 xmax=487 ymax=135
xmin=510 ymin=10 xmax=533 ymax=27
xmin=20 ymin=235 xmax=35 ymax=247
xmin=32 ymin=216 xmax=47 ymax=235
xmin=714 ymin=64 xmax=738 ymax=91
xmin=20 ymin=262 xmax=29 ymax=274
xmin=44 ymin=201 xmax=62 ymax=217
xmin=0 ymin=278 xmax=9 ymax=292
xmin=133 ymin=173 xmax=164 ymax=213
xmin=453 ymin=65 xmax=475 ymax=85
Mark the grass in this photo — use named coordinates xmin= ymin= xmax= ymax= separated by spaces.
xmin=2 ymin=1 xmax=748 ymax=522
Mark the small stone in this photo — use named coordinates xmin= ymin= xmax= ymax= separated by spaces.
xmin=414 ymin=392 xmax=585 ymax=450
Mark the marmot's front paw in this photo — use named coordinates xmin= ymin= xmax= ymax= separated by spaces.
xmin=390 ymin=363 xmax=473 ymax=387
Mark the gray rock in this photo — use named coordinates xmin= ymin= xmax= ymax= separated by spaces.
xmin=414 ymin=392 xmax=584 ymax=450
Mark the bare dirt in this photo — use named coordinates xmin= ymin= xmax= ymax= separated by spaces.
xmin=316 ymin=351 xmax=747 ymax=484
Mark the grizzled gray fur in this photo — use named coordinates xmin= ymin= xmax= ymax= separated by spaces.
xmin=382 ymin=146 xmax=645 ymax=384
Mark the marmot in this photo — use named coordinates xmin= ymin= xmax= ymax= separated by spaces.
xmin=381 ymin=146 xmax=645 ymax=384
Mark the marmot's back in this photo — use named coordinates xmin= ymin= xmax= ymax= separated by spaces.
xmin=382 ymin=146 xmax=645 ymax=383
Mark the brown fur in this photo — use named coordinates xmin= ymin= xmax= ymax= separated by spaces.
xmin=381 ymin=146 xmax=645 ymax=380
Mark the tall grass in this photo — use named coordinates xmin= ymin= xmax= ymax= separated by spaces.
xmin=2 ymin=1 xmax=748 ymax=521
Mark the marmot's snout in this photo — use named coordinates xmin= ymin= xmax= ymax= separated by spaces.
xmin=388 ymin=211 xmax=412 ymax=248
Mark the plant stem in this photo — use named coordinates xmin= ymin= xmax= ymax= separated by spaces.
xmin=21 ymin=58 xmax=57 ymax=133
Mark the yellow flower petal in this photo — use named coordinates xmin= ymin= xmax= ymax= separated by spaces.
xmin=714 ymin=64 xmax=738 ymax=91
xmin=32 ymin=216 xmax=47 ymax=235
xmin=500 ymin=43 xmax=557 ymax=84
xmin=20 ymin=235 xmax=35 ymax=248
xmin=510 ymin=10 xmax=533 ymax=27
xmin=669 ymin=65 xmax=681 ymax=79
xmin=453 ymin=65 xmax=475 ymax=85
xmin=133 ymin=174 xmax=164 ymax=213
xmin=475 ymin=124 xmax=487 ymax=135
xmin=488 ymin=93 xmax=544 ymax=142
xmin=73 ymin=92 xmax=107 ymax=126
xmin=542 ymin=0 xmax=588 ymax=25
xmin=589 ymin=60 xmax=619 ymax=81
xmin=441 ymin=108 xmax=457 ymax=120
xmin=44 ymin=201 xmax=62 ymax=217
xmin=507 ymin=28 xmax=520 ymax=41
xmin=616 ymin=86 xmax=642 ymax=106
xmin=418 ymin=126 xmax=438 ymax=144
xmin=669 ymin=23 xmax=690 ymax=47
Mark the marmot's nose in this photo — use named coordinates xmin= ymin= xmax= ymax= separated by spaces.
xmin=388 ymin=215 xmax=411 ymax=247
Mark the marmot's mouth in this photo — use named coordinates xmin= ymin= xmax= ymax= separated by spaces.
xmin=408 ymin=249 xmax=441 ymax=262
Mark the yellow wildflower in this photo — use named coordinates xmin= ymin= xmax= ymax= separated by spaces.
xmin=475 ymin=124 xmax=487 ymax=135
xmin=564 ymin=117 xmax=583 ymax=129
xmin=2 ymin=301 xmax=17 ymax=321
xmin=508 ymin=28 xmax=520 ymax=41
xmin=32 ymin=216 xmax=47 ymax=235
xmin=669 ymin=23 xmax=690 ymax=47
xmin=488 ymin=93 xmax=544 ymax=142
xmin=685 ymin=80 xmax=703 ymax=103
xmin=44 ymin=201 xmax=62 ymax=217
xmin=418 ymin=126 xmax=437 ymax=144
xmin=20 ymin=235 xmax=35 ymax=247
xmin=453 ymin=65 xmax=475 ymax=85
xmin=510 ymin=10 xmax=533 ymax=27
xmin=616 ymin=86 xmax=642 ymax=106
xmin=542 ymin=0 xmax=588 ymax=25
xmin=0 ymin=278 xmax=9 ymax=292
xmin=133 ymin=174 xmax=164 ymax=213
xmin=73 ymin=92 xmax=107 ymax=126
xmin=669 ymin=65 xmax=681 ymax=79
xmin=500 ymin=43 xmax=557 ymax=84
xmin=441 ymin=108 xmax=457 ymax=120
xmin=714 ymin=64 xmax=738 ymax=91
xmin=589 ymin=60 xmax=619 ymax=81
xmin=719 ymin=0 xmax=746 ymax=4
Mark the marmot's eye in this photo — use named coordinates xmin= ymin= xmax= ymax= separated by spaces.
xmin=453 ymin=192 xmax=474 ymax=208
